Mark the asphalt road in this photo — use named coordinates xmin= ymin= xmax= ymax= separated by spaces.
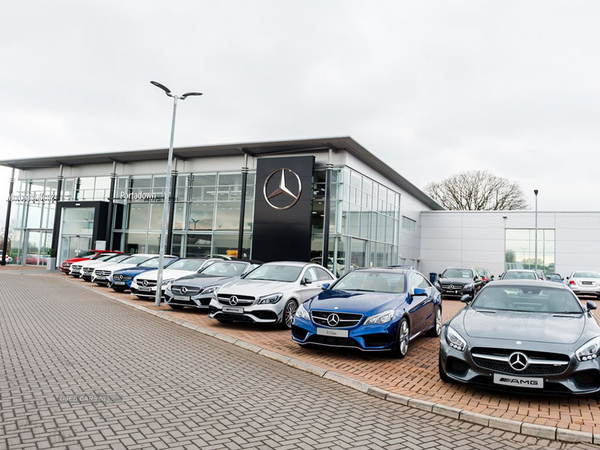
xmin=0 ymin=273 xmax=594 ymax=449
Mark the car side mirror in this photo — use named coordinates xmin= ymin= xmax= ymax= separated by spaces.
xmin=438 ymin=273 xmax=442 ymax=278
xmin=587 ymin=301 xmax=597 ymax=311
xmin=460 ymin=294 xmax=471 ymax=303
xmin=302 ymin=277 xmax=312 ymax=285
xmin=491 ymin=275 xmax=495 ymax=280
xmin=412 ymin=288 xmax=427 ymax=297
xmin=321 ymin=283 xmax=330 ymax=290
xmin=566 ymin=276 xmax=570 ymax=280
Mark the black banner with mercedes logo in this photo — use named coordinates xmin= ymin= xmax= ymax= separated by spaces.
xmin=252 ymin=156 xmax=315 ymax=262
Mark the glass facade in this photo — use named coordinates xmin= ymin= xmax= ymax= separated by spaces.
xmin=505 ymin=228 xmax=556 ymax=272
xmin=10 ymin=165 xmax=402 ymax=271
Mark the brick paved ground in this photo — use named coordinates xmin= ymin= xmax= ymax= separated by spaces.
xmin=51 ymin=270 xmax=600 ymax=435
xmin=1 ymin=273 xmax=595 ymax=449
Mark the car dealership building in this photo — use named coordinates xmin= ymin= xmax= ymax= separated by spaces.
xmin=1 ymin=136 xmax=598 ymax=279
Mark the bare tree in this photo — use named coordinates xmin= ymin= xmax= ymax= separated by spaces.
xmin=425 ymin=170 xmax=528 ymax=210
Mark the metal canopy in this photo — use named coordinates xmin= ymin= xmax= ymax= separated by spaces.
xmin=0 ymin=136 xmax=443 ymax=210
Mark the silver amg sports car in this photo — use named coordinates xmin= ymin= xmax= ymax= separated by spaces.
xmin=439 ymin=280 xmax=600 ymax=395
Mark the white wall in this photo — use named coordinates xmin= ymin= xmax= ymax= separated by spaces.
xmin=421 ymin=210 xmax=600 ymax=278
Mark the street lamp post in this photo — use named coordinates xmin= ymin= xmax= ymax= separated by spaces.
xmin=534 ymin=189 xmax=539 ymax=272
xmin=150 ymin=81 xmax=202 ymax=307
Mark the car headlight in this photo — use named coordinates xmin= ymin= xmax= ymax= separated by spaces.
xmin=446 ymin=326 xmax=467 ymax=352
xmin=364 ymin=309 xmax=395 ymax=326
xmin=463 ymin=283 xmax=474 ymax=290
xmin=257 ymin=293 xmax=283 ymax=304
xmin=296 ymin=303 xmax=310 ymax=320
xmin=202 ymin=285 xmax=219 ymax=294
xmin=161 ymin=280 xmax=171 ymax=287
xmin=576 ymin=336 xmax=600 ymax=361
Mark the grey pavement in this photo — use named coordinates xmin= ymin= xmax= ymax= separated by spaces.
xmin=0 ymin=273 xmax=595 ymax=450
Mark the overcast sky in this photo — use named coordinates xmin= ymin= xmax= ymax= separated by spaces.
xmin=2 ymin=0 xmax=600 ymax=225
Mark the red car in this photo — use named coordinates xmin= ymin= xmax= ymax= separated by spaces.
xmin=59 ymin=250 xmax=122 ymax=274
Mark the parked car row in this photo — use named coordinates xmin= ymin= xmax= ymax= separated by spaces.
xmin=60 ymin=253 xmax=600 ymax=395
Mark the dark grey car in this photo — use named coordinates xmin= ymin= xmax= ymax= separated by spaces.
xmin=164 ymin=260 xmax=261 ymax=310
xmin=435 ymin=267 xmax=483 ymax=299
xmin=439 ymin=280 xmax=600 ymax=395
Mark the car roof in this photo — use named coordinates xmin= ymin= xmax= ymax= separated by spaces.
xmin=486 ymin=279 xmax=567 ymax=289
xmin=355 ymin=267 xmax=410 ymax=274
xmin=261 ymin=261 xmax=312 ymax=267
xmin=505 ymin=269 xmax=536 ymax=272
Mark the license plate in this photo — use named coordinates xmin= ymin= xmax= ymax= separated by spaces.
xmin=173 ymin=295 xmax=189 ymax=301
xmin=138 ymin=287 xmax=150 ymax=292
xmin=113 ymin=281 xmax=125 ymax=285
xmin=493 ymin=373 xmax=543 ymax=389
xmin=96 ymin=276 xmax=107 ymax=280
xmin=316 ymin=327 xmax=349 ymax=338
xmin=222 ymin=306 xmax=243 ymax=313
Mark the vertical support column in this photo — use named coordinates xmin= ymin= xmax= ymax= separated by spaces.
xmin=237 ymin=152 xmax=249 ymax=259
xmin=106 ymin=161 xmax=117 ymax=249
xmin=50 ymin=165 xmax=64 ymax=256
xmin=166 ymin=158 xmax=178 ymax=255
xmin=1 ymin=168 xmax=16 ymax=266
xmin=321 ymin=149 xmax=333 ymax=270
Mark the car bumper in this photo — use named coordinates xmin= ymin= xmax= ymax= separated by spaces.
xmin=439 ymin=330 xmax=600 ymax=395
xmin=569 ymin=285 xmax=600 ymax=296
xmin=165 ymin=292 xmax=212 ymax=309
xmin=291 ymin=316 xmax=399 ymax=351
xmin=437 ymin=286 xmax=475 ymax=298
xmin=109 ymin=278 xmax=132 ymax=289
xmin=208 ymin=298 xmax=283 ymax=324
xmin=131 ymin=285 xmax=164 ymax=298
xmin=92 ymin=275 xmax=110 ymax=285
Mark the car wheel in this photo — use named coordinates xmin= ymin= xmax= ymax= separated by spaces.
xmin=281 ymin=299 xmax=298 ymax=329
xmin=393 ymin=317 xmax=410 ymax=358
xmin=439 ymin=354 xmax=451 ymax=383
xmin=426 ymin=307 xmax=442 ymax=337
xmin=168 ymin=304 xmax=184 ymax=310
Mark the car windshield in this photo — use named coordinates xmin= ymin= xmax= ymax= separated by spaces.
xmin=332 ymin=271 xmax=406 ymax=293
xmin=472 ymin=286 xmax=583 ymax=314
xmin=573 ymin=272 xmax=600 ymax=279
xmin=442 ymin=269 xmax=473 ymax=278
xmin=120 ymin=255 xmax=151 ymax=265
xmin=547 ymin=274 xmax=561 ymax=281
xmin=502 ymin=271 xmax=536 ymax=280
xmin=167 ymin=259 xmax=206 ymax=272
xmin=245 ymin=265 xmax=303 ymax=282
xmin=141 ymin=257 xmax=176 ymax=268
xmin=95 ymin=254 xmax=119 ymax=262
xmin=200 ymin=261 xmax=248 ymax=277
xmin=109 ymin=254 xmax=134 ymax=263
xmin=83 ymin=251 xmax=101 ymax=258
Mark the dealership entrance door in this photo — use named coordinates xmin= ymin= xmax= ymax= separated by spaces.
xmin=58 ymin=207 xmax=94 ymax=263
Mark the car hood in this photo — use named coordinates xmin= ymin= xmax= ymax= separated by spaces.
xmin=305 ymin=289 xmax=407 ymax=315
xmin=172 ymin=275 xmax=236 ymax=288
xmin=218 ymin=279 xmax=295 ymax=296
xmin=438 ymin=277 xmax=473 ymax=285
xmin=113 ymin=267 xmax=153 ymax=276
xmin=462 ymin=309 xmax=586 ymax=344
xmin=136 ymin=269 xmax=197 ymax=282
xmin=98 ymin=262 xmax=138 ymax=272
xmin=63 ymin=257 xmax=91 ymax=264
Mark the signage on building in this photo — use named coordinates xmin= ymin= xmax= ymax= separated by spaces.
xmin=252 ymin=156 xmax=314 ymax=262
xmin=9 ymin=193 xmax=57 ymax=203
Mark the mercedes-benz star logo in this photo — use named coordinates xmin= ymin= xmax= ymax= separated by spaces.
xmin=263 ymin=168 xmax=302 ymax=210
xmin=508 ymin=352 xmax=529 ymax=371
xmin=326 ymin=313 xmax=340 ymax=327
xmin=142 ymin=279 xmax=149 ymax=287
xmin=118 ymin=275 xmax=124 ymax=281
xmin=229 ymin=296 xmax=239 ymax=306
xmin=180 ymin=286 xmax=188 ymax=295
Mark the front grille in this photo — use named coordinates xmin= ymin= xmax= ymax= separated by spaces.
xmin=306 ymin=334 xmax=360 ymax=348
xmin=95 ymin=270 xmax=111 ymax=277
xmin=218 ymin=294 xmax=255 ymax=306
xmin=114 ymin=274 xmax=132 ymax=282
xmin=171 ymin=285 xmax=201 ymax=296
xmin=471 ymin=347 xmax=570 ymax=376
xmin=440 ymin=283 xmax=465 ymax=290
xmin=71 ymin=265 xmax=82 ymax=271
xmin=292 ymin=326 xmax=309 ymax=341
xmin=83 ymin=267 xmax=94 ymax=273
xmin=311 ymin=311 xmax=362 ymax=328
xmin=138 ymin=280 xmax=157 ymax=288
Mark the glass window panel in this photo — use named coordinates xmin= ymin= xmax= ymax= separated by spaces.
xmin=61 ymin=207 xmax=94 ymax=235
xmin=127 ymin=204 xmax=149 ymax=229
xmin=153 ymin=176 xmax=166 ymax=188
xmin=215 ymin=202 xmax=240 ymax=231
xmin=171 ymin=234 xmax=183 ymax=257
xmin=28 ymin=180 xmax=45 ymax=192
xmin=149 ymin=204 xmax=164 ymax=231
xmin=189 ymin=202 xmax=214 ymax=230
xmin=191 ymin=174 xmax=216 ymax=187
xmin=350 ymin=238 xmax=366 ymax=268
xmin=173 ymin=203 xmax=186 ymax=230
xmin=218 ymin=173 xmax=242 ymax=186
xmin=26 ymin=205 xmax=43 ymax=228
xmin=243 ymin=201 xmax=254 ymax=231
xmin=348 ymin=204 xmax=360 ymax=237
xmin=350 ymin=171 xmax=361 ymax=188
xmin=146 ymin=232 xmax=161 ymax=254
xmin=218 ymin=186 xmax=230 ymax=201
xmin=124 ymin=232 xmax=147 ymax=254
xmin=186 ymin=234 xmax=212 ymax=257
xmin=359 ymin=210 xmax=370 ymax=239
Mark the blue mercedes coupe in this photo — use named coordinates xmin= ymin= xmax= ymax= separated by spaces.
xmin=292 ymin=267 xmax=442 ymax=357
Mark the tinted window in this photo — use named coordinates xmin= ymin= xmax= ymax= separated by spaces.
xmin=573 ymin=272 xmax=600 ymax=279
xmin=442 ymin=269 xmax=473 ymax=279
xmin=314 ymin=267 xmax=334 ymax=281
xmin=473 ymin=286 xmax=582 ymax=313
xmin=168 ymin=259 xmax=206 ymax=272
xmin=333 ymin=271 xmax=405 ymax=293
xmin=200 ymin=261 xmax=247 ymax=277
xmin=503 ymin=271 xmax=536 ymax=280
